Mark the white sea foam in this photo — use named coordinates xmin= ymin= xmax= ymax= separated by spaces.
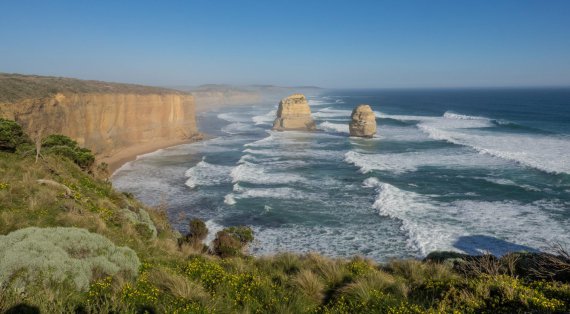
xmin=244 ymin=148 xmax=342 ymax=160
xmin=221 ymin=122 xmax=262 ymax=135
xmin=417 ymin=123 xmax=570 ymax=174
xmin=443 ymin=111 xmax=489 ymax=121
xmin=313 ymin=107 xmax=352 ymax=119
xmin=249 ymin=221 xmax=413 ymax=261
xmin=224 ymin=194 xmax=236 ymax=205
xmin=369 ymin=181 xmax=570 ymax=256
xmin=365 ymin=125 xmax=432 ymax=142
xmin=362 ymin=177 xmax=382 ymax=188
xmin=217 ymin=112 xmax=247 ymax=122
xmin=479 ymin=177 xmax=541 ymax=192
xmin=252 ymin=109 xmax=277 ymax=125
xmin=230 ymin=161 xmax=305 ymax=184
xmin=238 ymin=154 xmax=310 ymax=168
xmin=308 ymin=99 xmax=331 ymax=106
xmin=234 ymin=186 xmax=312 ymax=200
xmin=204 ymin=220 xmax=225 ymax=245
xmin=344 ymin=148 xmax=507 ymax=174
xmin=377 ymin=110 xmax=570 ymax=174
xmin=184 ymin=160 xmax=233 ymax=189
xmin=319 ymin=121 xmax=349 ymax=134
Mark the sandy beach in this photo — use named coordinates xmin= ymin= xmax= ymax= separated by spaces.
xmin=100 ymin=136 xmax=203 ymax=174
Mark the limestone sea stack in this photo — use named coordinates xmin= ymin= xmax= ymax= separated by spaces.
xmin=272 ymin=94 xmax=316 ymax=131
xmin=349 ymin=104 xmax=377 ymax=137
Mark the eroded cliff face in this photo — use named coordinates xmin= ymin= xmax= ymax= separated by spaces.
xmin=0 ymin=92 xmax=199 ymax=158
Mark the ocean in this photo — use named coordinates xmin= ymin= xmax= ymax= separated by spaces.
xmin=112 ymin=88 xmax=570 ymax=261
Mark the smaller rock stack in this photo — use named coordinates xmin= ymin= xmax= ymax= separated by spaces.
xmin=349 ymin=104 xmax=377 ymax=137
xmin=272 ymin=94 xmax=316 ymax=131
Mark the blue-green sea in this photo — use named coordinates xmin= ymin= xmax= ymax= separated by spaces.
xmin=112 ymin=88 xmax=570 ymax=261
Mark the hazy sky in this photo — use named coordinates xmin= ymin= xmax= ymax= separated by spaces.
xmin=1 ymin=0 xmax=569 ymax=88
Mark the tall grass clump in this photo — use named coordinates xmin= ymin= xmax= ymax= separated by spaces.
xmin=0 ymin=227 xmax=140 ymax=291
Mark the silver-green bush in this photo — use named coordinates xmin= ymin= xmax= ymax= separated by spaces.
xmin=0 ymin=227 xmax=140 ymax=291
xmin=120 ymin=207 xmax=158 ymax=239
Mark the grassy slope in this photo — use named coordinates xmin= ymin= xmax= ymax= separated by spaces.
xmin=1 ymin=153 xmax=570 ymax=313
xmin=0 ymin=73 xmax=184 ymax=103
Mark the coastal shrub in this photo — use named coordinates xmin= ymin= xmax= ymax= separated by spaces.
xmin=42 ymin=134 xmax=95 ymax=169
xmin=120 ymin=207 xmax=157 ymax=239
xmin=179 ymin=218 xmax=209 ymax=251
xmin=0 ymin=118 xmax=30 ymax=152
xmin=188 ymin=218 xmax=208 ymax=241
xmin=212 ymin=226 xmax=254 ymax=258
xmin=0 ymin=227 xmax=140 ymax=291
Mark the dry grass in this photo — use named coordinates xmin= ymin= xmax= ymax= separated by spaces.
xmin=148 ymin=267 xmax=209 ymax=302
xmin=0 ymin=73 xmax=184 ymax=103
xmin=294 ymin=270 xmax=325 ymax=303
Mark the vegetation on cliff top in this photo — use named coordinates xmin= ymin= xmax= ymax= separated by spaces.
xmin=1 ymin=118 xmax=570 ymax=313
xmin=0 ymin=73 xmax=186 ymax=103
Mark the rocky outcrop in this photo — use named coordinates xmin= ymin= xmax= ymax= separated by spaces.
xmin=0 ymin=92 xmax=199 ymax=158
xmin=349 ymin=104 xmax=376 ymax=137
xmin=272 ymin=94 xmax=316 ymax=131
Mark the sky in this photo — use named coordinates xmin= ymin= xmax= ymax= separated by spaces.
xmin=1 ymin=0 xmax=570 ymax=88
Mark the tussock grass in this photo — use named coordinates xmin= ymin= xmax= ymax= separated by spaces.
xmin=294 ymin=270 xmax=325 ymax=303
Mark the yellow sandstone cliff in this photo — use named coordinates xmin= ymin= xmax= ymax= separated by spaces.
xmin=0 ymin=74 xmax=200 ymax=168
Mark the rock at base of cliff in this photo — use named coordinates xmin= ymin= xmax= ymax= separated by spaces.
xmin=272 ymin=94 xmax=316 ymax=131
xmin=349 ymin=104 xmax=377 ymax=138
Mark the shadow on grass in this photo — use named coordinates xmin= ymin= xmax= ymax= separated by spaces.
xmin=5 ymin=303 xmax=40 ymax=314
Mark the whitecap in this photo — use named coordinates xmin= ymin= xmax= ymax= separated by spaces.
xmin=230 ymin=161 xmax=306 ymax=184
xmin=184 ymin=160 xmax=233 ymax=189
xmin=375 ymin=110 xmax=570 ymax=174
xmin=217 ymin=112 xmax=250 ymax=123
xmin=344 ymin=148 xmax=506 ymax=174
xmin=443 ymin=111 xmax=489 ymax=121
xmin=319 ymin=121 xmax=349 ymax=134
xmin=221 ymin=122 xmax=262 ymax=135
xmin=417 ymin=123 xmax=570 ymax=174
xmin=313 ymin=107 xmax=352 ymax=119
xmin=370 ymin=181 xmax=570 ymax=256
xmin=252 ymin=109 xmax=276 ymax=125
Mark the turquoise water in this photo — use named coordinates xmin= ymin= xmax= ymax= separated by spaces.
xmin=112 ymin=88 xmax=570 ymax=261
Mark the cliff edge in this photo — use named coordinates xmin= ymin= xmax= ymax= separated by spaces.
xmin=0 ymin=74 xmax=200 ymax=169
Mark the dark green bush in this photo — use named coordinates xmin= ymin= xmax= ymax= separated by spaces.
xmin=212 ymin=226 xmax=254 ymax=258
xmin=188 ymin=218 xmax=208 ymax=241
xmin=224 ymin=226 xmax=254 ymax=244
xmin=179 ymin=218 xmax=209 ymax=250
xmin=0 ymin=118 xmax=30 ymax=152
xmin=42 ymin=134 xmax=95 ymax=169
xmin=42 ymin=134 xmax=77 ymax=148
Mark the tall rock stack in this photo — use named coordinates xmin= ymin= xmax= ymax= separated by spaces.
xmin=349 ymin=104 xmax=377 ymax=137
xmin=272 ymin=94 xmax=316 ymax=131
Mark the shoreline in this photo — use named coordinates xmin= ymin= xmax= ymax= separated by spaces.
xmin=100 ymin=135 xmax=204 ymax=175
xmin=103 ymin=100 xmax=270 ymax=176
